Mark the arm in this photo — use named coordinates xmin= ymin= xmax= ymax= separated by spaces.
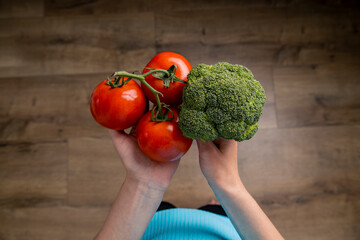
xmin=95 ymin=130 xmax=180 ymax=240
xmin=197 ymin=139 xmax=284 ymax=240
xmin=95 ymin=177 xmax=164 ymax=240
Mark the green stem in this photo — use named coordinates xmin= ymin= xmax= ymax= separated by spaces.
xmin=142 ymin=68 xmax=170 ymax=78
xmin=154 ymin=92 xmax=162 ymax=117
xmin=112 ymin=70 xmax=165 ymax=118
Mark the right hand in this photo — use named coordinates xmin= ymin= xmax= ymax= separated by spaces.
xmin=109 ymin=129 xmax=180 ymax=191
xmin=197 ymin=138 xmax=244 ymax=190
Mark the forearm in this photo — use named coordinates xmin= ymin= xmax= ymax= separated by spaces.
xmin=210 ymin=179 xmax=284 ymax=240
xmin=95 ymin=176 xmax=164 ymax=240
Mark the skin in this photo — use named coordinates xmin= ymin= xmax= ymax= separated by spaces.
xmin=95 ymin=132 xmax=284 ymax=240
xmin=94 ymin=129 xmax=179 ymax=240
xmin=197 ymin=139 xmax=284 ymax=240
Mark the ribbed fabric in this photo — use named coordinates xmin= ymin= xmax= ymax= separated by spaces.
xmin=142 ymin=208 xmax=242 ymax=240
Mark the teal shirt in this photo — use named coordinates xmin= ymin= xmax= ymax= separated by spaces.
xmin=142 ymin=208 xmax=242 ymax=240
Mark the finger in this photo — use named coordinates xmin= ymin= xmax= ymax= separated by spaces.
xmin=214 ymin=138 xmax=237 ymax=154
xmin=108 ymin=129 xmax=136 ymax=159
xmin=108 ymin=129 xmax=130 ymax=144
xmin=196 ymin=139 xmax=218 ymax=154
xmin=129 ymin=126 xmax=137 ymax=137
xmin=109 ymin=129 xmax=124 ymax=138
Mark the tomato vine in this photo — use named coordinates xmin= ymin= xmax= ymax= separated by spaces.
xmin=108 ymin=65 xmax=182 ymax=122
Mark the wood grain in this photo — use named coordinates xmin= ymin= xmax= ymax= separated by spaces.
xmin=154 ymin=7 xmax=358 ymax=47
xmin=164 ymin=142 xmax=215 ymax=208
xmin=0 ymin=74 xmax=109 ymax=142
xmin=238 ymin=126 xmax=360 ymax=198
xmin=1 ymin=1 xmax=359 ymax=239
xmin=238 ymin=126 xmax=360 ymax=239
xmin=44 ymin=0 xmax=360 ymax=17
xmin=265 ymin=194 xmax=359 ymax=240
xmin=153 ymin=6 xmax=359 ymax=72
xmin=248 ymin=66 xmax=277 ymax=129
xmin=0 ymin=0 xmax=44 ymax=18
xmin=44 ymin=0 xmax=274 ymax=16
xmin=277 ymin=45 xmax=360 ymax=66
xmin=67 ymin=136 xmax=125 ymax=206
xmin=0 ymin=13 xmax=155 ymax=78
xmin=67 ymin=137 xmax=215 ymax=208
xmin=0 ymin=206 xmax=108 ymax=240
xmin=0 ymin=141 xmax=67 ymax=208
xmin=273 ymin=64 xmax=360 ymax=127
xmin=155 ymin=42 xmax=282 ymax=68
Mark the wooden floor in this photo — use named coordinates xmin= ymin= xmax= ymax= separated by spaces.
xmin=0 ymin=0 xmax=359 ymax=239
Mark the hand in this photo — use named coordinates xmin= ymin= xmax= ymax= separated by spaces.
xmin=197 ymin=138 xmax=243 ymax=189
xmin=109 ymin=129 xmax=180 ymax=191
xmin=197 ymin=139 xmax=284 ymax=240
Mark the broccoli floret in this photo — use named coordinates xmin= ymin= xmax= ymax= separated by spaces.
xmin=179 ymin=62 xmax=266 ymax=142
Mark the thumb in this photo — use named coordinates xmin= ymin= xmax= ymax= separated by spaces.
xmin=109 ymin=129 xmax=134 ymax=148
xmin=196 ymin=139 xmax=218 ymax=155
xmin=109 ymin=129 xmax=139 ymax=160
xmin=213 ymin=138 xmax=237 ymax=154
xmin=109 ymin=129 xmax=126 ymax=141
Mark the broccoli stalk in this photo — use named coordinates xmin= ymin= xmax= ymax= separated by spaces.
xmin=179 ymin=62 xmax=266 ymax=142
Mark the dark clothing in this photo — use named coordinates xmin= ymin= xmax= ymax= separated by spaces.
xmin=157 ymin=201 xmax=227 ymax=217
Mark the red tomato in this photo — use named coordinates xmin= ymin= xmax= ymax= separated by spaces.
xmin=142 ymin=52 xmax=192 ymax=106
xmin=136 ymin=108 xmax=193 ymax=162
xmin=90 ymin=79 xmax=146 ymax=130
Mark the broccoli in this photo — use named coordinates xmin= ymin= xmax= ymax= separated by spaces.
xmin=179 ymin=62 xmax=266 ymax=142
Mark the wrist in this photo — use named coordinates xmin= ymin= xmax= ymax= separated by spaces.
xmin=124 ymin=174 xmax=168 ymax=195
xmin=208 ymin=175 xmax=247 ymax=195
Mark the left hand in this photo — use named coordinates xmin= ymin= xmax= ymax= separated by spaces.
xmin=109 ymin=129 xmax=180 ymax=191
xmin=197 ymin=138 xmax=243 ymax=190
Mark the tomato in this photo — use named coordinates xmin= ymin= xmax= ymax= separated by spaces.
xmin=90 ymin=79 xmax=146 ymax=130
xmin=142 ymin=52 xmax=192 ymax=106
xmin=136 ymin=108 xmax=193 ymax=162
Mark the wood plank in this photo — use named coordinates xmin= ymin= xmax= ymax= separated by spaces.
xmin=156 ymin=42 xmax=281 ymax=67
xmin=44 ymin=0 xmax=360 ymax=17
xmin=44 ymin=0 xmax=273 ymax=16
xmin=0 ymin=194 xmax=357 ymax=240
xmin=0 ymin=206 xmax=108 ymax=240
xmin=0 ymin=74 xmax=109 ymax=142
xmin=155 ymin=7 xmax=358 ymax=48
xmin=0 ymin=13 xmax=155 ymax=78
xmin=68 ymin=125 xmax=360 ymax=207
xmin=264 ymin=194 xmax=358 ymax=240
xmin=155 ymin=10 xmax=283 ymax=47
xmin=163 ymin=141 xmax=215 ymax=208
xmin=1 ymin=2 xmax=359 ymax=239
xmin=247 ymin=66 xmax=277 ymax=129
xmin=278 ymin=9 xmax=358 ymax=47
xmin=238 ymin=126 xmax=360 ymax=198
xmin=67 ymin=136 xmax=215 ymax=208
xmin=67 ymin=126 xmax=360 ymax=239
xmin=273 ymin=65 xmax=360 ymax=127
xmin=45 ymin=2 xmax=360 ymax=48
xmin=0 ymin=0 xmax=44 ymax=18
xmin=238 ymin=126 xmax=360 ymax=239
xmin=0 ymin=141 xmax=67 ymax=208
xmin=1 ymin=126 xmax=358 ymax=239
xmin=67 ymin=136 xmax=125 ymax=206
xmin=277 ymin=45 xmax=360 ymax=66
